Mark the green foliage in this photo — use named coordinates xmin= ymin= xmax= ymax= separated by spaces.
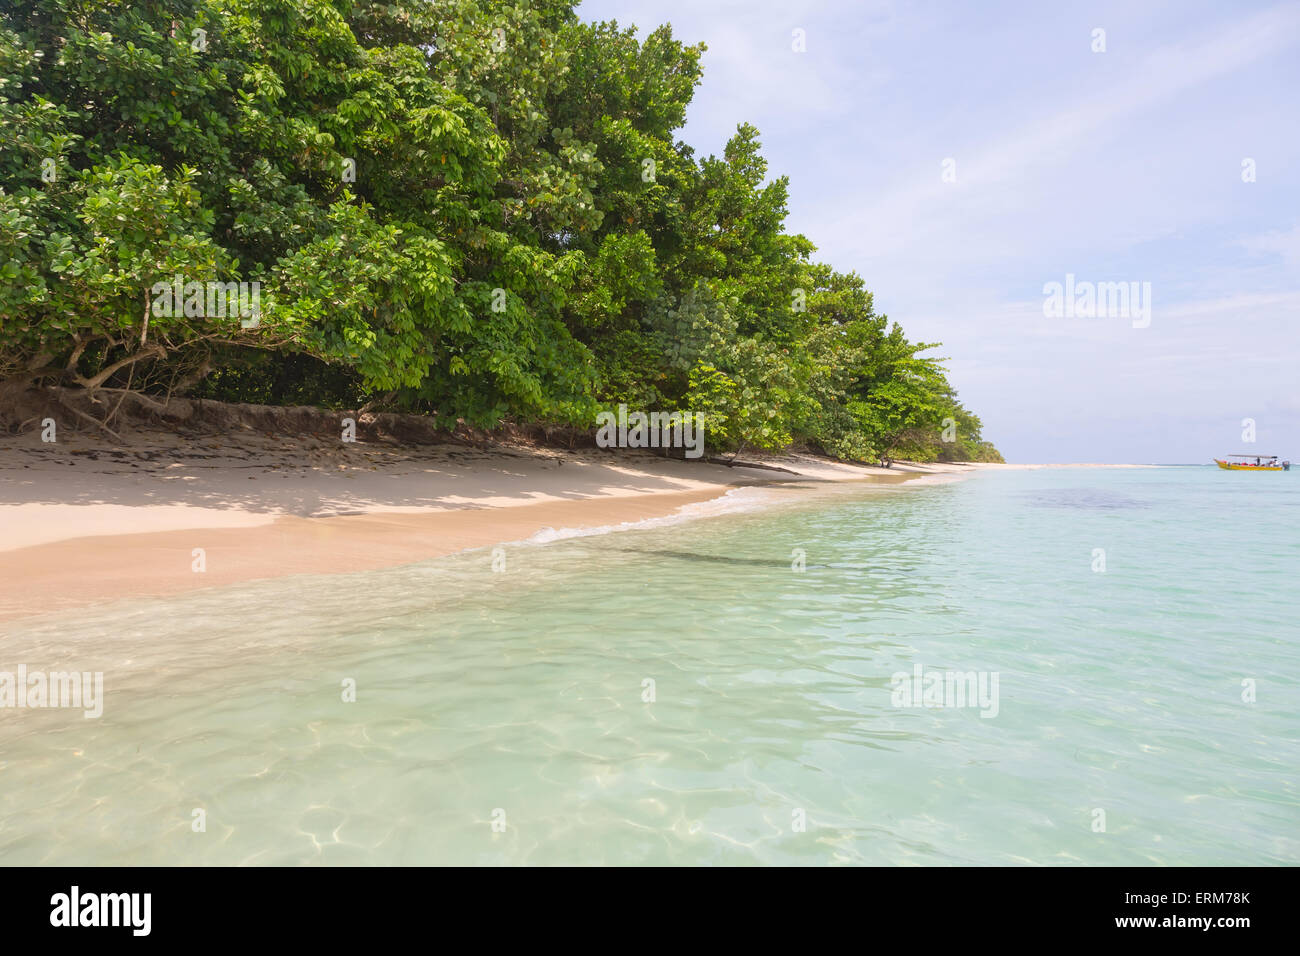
xmin=0 ymin=0 xmax=998 ymax=460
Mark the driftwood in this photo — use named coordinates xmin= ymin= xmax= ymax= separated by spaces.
xmin=703 ymin=456 xmax=802 ymax=475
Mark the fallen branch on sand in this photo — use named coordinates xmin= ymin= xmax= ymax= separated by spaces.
xmin=703 ymin=456 xmax=802 ymax=475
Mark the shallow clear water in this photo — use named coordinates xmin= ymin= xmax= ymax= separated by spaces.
xmin=1 ymin=466 xmax=1297 ymax=865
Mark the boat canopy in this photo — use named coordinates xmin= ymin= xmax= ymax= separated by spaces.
xmin=1223 ymin=454 xmax=1278 ymax=458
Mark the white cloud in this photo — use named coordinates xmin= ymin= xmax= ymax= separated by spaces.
xmin=1234 ymin=224 xmax=1300 ymax=267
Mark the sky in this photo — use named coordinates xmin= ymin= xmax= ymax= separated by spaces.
xmin=577 ymin=0 xmax=1300 ymax=463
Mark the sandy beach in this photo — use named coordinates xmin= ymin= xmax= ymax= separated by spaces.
xmin=0 ymin=424 xmax=990 ymax=621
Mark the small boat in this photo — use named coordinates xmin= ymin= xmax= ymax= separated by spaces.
xmin=1214 ymin=454 xmax=1290 ymax=471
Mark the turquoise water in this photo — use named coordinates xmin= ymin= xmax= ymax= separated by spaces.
xmin=1 ymin=466 xmax=1297 ymax=865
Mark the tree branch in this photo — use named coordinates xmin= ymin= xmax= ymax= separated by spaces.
xmin=72 ymin=345 xmax=166 ymax=391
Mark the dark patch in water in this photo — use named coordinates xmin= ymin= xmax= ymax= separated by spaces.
xmin=1019 ymin=489 xmax=1149 ymax=511
xmin=611 ymin=548 xmax=830 ymax=569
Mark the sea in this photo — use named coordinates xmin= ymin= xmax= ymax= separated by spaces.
xmin=1 ymin=465 xmax=1296 ymax=865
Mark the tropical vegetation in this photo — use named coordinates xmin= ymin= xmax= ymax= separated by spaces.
xmin=0 ymin=0 xmax=1002 ymax=463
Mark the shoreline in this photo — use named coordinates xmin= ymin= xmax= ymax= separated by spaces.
xmin=0 ymin=426 xmax=1149 ymax=623
xmin=0 ymin=486 xmax=731 ymax=622
xmin=0 ymin=430 xmax=965 ymax=622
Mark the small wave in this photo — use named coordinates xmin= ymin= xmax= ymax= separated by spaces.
xmin=519 ymin=486 xmax=779 ymax=546
xmin=905 ymin=472 xmax=968 ymax=485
